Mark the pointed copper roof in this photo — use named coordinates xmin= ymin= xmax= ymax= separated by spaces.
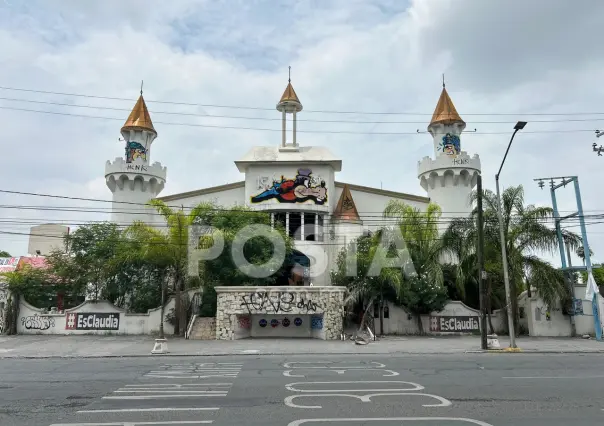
xmin=122 ymin=95 xmax=156 ymax=134
xmin=333 ymin=184 xmax=361 ymax=221
xmin=430 ymin=87 xmax=464 ymax=126
xmin=279 ymin=82 xmax=301 ymax=104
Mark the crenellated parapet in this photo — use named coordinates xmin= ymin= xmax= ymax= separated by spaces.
xmin=105 ymin=157 xmax=166 ymax=194
xmin=418 ymin=152 xmax=480 ymax=190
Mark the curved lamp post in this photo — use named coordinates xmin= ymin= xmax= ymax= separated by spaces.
xmin=495 ymin=121 xmax=527 ymax=349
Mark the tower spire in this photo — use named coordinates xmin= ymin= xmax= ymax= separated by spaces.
xmin=429 ymin=84 xmax=464 ymax=127
xmin=276 ymin=67 xmax=303 ymax=148
xmin=122 ymin=91 xmax=156 ymax=135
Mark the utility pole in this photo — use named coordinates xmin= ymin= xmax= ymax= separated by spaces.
xmin=476 ymin=174 xmax=487 ymax=350
xmin=534 ymin=175 xmax=602 ymax=341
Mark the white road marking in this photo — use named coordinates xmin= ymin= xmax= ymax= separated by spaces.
xmin=287 ymin=418 xmax=494 ymax=426
xmin=143 ymin=375 xmax=238 ymax=379
xmin=122 ymin=384 xmax=232 ymax=389
xmin=283 ymin=361 xmax=386 ymax=369
xmin=284 ymin=393 xmax=451 ymax=409
xmin=114 ymin=390 xmax=227 ymax=394
xmin=77 ymin=408 xmax=219 ymax=413
xmin=241 ymin=350 xmax=259 ymax=353
xmin=50 ymin=422 xmax=213 ymax=425
xmin=283 ymin=369 xmax=399 ymax=377
xmin=502 ymin=375 xmax=604 ymax=379
xmin=285 ymin=381 xmax=424 ymax=393
xmin=103 ymin=394 xmax=227 ymax=399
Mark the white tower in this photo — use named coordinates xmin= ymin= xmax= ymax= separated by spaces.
xmin=105 ymin=91 xmax=167 ymax=226
xmin=276 ymin=66 xmax=303 ymax=151
xmin=418 ymin=83 xmax=481 ymax=234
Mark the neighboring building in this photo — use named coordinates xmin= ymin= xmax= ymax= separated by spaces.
xmin=28 ymin=224 xmax=69 ymax=256
xmin=105 ymin=77 xmax=481 ymax=285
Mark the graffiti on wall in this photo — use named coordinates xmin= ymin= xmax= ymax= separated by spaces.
xmin=437 ymin=133 xmax=461 ymax=156
xmin=237 ymin=315 xmax=251 ymax=329
xmin=21 ymin=314 xmax=56 ymax=330
xmin=125 ymin=141 xmax=147 ymax=163
xmin=250 ymin=169 xmax=327 ymax=205
xmin=240 ymin=291 xmax=320 ymax=314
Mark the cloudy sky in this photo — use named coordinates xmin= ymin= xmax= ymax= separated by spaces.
xmin=0 ymin=0 xmax=603 ymax=267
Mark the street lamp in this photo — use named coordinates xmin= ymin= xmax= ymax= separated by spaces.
xmin=495 ymin=120 xmax=527 ymax=349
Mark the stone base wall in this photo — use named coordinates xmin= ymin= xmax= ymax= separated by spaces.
xmin=215 ymin=286 xmax=346 ymax=340
xmin=189 ymin=317 xmax=216 ymax=340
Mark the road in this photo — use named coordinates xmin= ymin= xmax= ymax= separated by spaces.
xmin=0 ymin=353 xmax=602 ymax=426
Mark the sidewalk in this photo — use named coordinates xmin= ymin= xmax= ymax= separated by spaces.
xmin=1 ymin=335 xmax=603 ymax=358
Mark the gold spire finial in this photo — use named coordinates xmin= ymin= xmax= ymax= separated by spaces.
xmin=429 ymin=82 xmax=464 ymax=126
xmin=333 ymin=184 xmax=361 ymax=222
xmin=122 ymin=91 xmax=156 ymax=134
xmin=288 ymin=66 xmax=291 ymax=83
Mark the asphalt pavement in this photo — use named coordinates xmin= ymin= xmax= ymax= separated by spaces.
xmin=0 ymin=353 xmax=602 ymax=426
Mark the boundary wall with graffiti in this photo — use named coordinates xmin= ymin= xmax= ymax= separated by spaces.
xmin=16 ymin=296 xmax=176 ymax=335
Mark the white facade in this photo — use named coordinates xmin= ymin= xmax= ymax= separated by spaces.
xmin=107 ymin=82 xmax=480 ymax=284
xmin=28 ymin=224 xmax=69 ymax=255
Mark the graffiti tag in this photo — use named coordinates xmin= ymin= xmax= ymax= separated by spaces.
xmin=21 ymin=314 xmax=55 ymax=330
xmin=240 ymin=292 xmax=320 ymax=314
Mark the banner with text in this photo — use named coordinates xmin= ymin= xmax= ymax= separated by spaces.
xmin=65 ymin=312 xmax=120 ymax=331
xmin=429 ymin=316 xmax=479 ymax=333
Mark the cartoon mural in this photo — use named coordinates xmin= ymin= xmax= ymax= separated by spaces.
xmin=250 ymin=169 xmax=327 ymax=205
xmin=125 ymin=141 xmax=147 ymax=163
xmin=437 ymin=133 xmax=461 ymax=156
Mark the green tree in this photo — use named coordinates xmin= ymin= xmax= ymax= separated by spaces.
xmin=192 ymin=203 xmax=293 ymax=288
xmin=383 ymin=200 xmax=448 ymax=333
xmin=443 ymin=184 xmax=581 ymax=335
xmin=0 ymin=250 xmax=11 ymax=257
xmin=63 ymin=222 xmax=123 ymax=300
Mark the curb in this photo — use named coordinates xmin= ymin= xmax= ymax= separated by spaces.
xmin=2 ymin=349 xmax=604 ymax=359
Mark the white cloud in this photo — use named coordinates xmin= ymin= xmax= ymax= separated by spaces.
xmin=0 ymin=0 xmax=603 ymax=267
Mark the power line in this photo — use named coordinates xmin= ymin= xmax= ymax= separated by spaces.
xmin=2 ymin=85 xmax=604 ymax=117
xmin=0 ymin=104 xmax=599 ymax=135
xmin=3 ymin=188 xmax=599 ymax=216
xmin=2 ymin=95 xmax=604 ymax=125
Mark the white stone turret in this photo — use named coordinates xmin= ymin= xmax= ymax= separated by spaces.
xmin=105 ymin=93 xmax=167 ymax=226
xmin=418 ymin=85 xmax=481 ymax=234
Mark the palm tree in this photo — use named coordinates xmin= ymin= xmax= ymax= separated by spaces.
xmin=576 ymin=246 xmax=593 ymax=266
xmin=444 ymin=184 xmax=581 ymax=334
xmin=383 ymin=201 xmax=448 ymax=333
xmin=334 ymin=233 xmax=403 ymax=337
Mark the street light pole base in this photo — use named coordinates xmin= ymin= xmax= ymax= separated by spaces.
xmin=151 ymin=338 xmax=169 ymax=354
xmin=487 ymin=334 xmax=501 ymax=349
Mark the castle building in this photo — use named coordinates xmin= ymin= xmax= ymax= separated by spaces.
xmin=105 ymin=77 xmax=481 ymax=285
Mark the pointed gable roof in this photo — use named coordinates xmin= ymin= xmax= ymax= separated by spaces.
xmin=430 ymin=87 xmax=464 ymax=126
xmin=333 ymin=184 xmax=361 ymax=221
xmin=279 ymin=82 xmax=301 ymax=104
xmin=122 ymin=95 xmax=156 ymax=134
